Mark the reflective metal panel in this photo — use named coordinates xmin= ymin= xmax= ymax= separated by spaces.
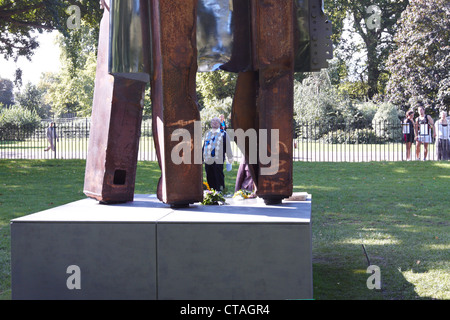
xmin=197 ymin=0 xmax=234 ymax=71
xmin=109 ymin=0 xmax=151 ymax=82
xmin=294 ymin=0 xmax=311 ymax=72
xmin=294 ymin=0 xmax=333 ymax=72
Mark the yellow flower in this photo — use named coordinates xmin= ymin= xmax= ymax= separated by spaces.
xmin=203 ymin=181 xmax=211 ymax=191
xmin=233 ymin=189 xmax=251 ymax=199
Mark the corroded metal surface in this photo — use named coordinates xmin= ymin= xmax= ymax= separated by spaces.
xmin=230 ymin=0 xmax=332 ymax=204
xmin=229 ymin=0 xmax=295 ymax=204
xmin=84 ymin=4 xmax=147 ymax=203
xmin=230 ymin=71 xmax=259 ymax=188
xmin=150 ymin=0 xmax=203 ymax=206
xmin=252 ymin=0 xmax=295 ymax=203
xmin=85 ymin=0 xmax=332 ymax=206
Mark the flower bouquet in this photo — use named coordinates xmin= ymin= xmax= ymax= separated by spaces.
xmin=232 ymin=189 xmax=254 ymax=200
xmin=202 ymin=188 xmax=226 ymax=205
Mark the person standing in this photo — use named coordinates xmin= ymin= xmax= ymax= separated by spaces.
xmin=44 ymin=122 xmax=58 ymax=152
xmin=203 ymin=117 xmax=233 ymax=192
xmin=219 ymin=114 xmax=227 ymax=131
xmin=435 ymin=110 xmax=450 ymax=160
xmin=403 ymin=110 xmax=415 ymax=161
xmin=235 ymin=157 xmax=255 ymax=193
xmin=414 ymin=105 xmax=434 ymax=161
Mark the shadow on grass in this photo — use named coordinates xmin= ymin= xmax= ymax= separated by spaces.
xmin=295 ymin=161 xmax=449 ymax=300
xmin=1 ymin=160 xmax=448 ymax=300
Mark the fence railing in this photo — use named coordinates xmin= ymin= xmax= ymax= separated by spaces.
xmin=0 ymin=119 xmax=439 ymax=162
xmin=293 ymin=120 xmax=437 ymax=162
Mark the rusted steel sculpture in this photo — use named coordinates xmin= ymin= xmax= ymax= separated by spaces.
xmin=230 ymin=0 xmax=332 ymax=204
xmin=84 ymin=0 xmax=332 ymax=206
xmin=83 ymin=0 xmax=150 ymax=204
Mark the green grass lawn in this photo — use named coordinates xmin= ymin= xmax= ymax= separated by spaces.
xmin=0 ymin=159 xmax=449 ymax=300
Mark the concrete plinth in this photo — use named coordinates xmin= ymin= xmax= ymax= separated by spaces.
xmin=11 ymin=194 xmax=312 ymax=300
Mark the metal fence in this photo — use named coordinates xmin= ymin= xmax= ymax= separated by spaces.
xmin=293 ymin=120 xmax=437 ymax=162
xmin=0 ymin=118 xmax=439 ymax=162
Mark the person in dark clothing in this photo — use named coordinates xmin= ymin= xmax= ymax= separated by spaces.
xmin=403 ymin=110 xmax=415 ymax=161
xmin=203 ymin=117 xmax=233 ymax=192
xmin=235 ymin=158 xmax=255 ymax=193
xmin=219 ymin=114 xmax=227 ymax=131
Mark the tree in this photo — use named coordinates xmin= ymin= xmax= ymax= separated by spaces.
xmin=0 ymin=0 xmax=102 ymax=85
xmin=14 ymin=82 xmax=45 ymax=116
xmin=0 ymin=77 xmax=14 ymax=107
xmin=0 ymin=0 xmax=59 ymax=62
xmin=0 ymin=104 xmax=41 ymax=140
xmin=39 ymin=24 xmax=97 ymax=117
xmin=371 ymin=101 xmax=402 ymax=141
xmin=331 ymin=0 xmax=408 ymax=99
xmin=324 ymin=0 xmax=349 ymax=46
xmin=386 ymin=0 xmax=450 ymax=115
xmin=196 ymin=71 xmax=237 ymax=109
xmin=293 ymin=69 xmax=364 ymax=132
xmin=42 ymin=46 xmax=96 ymax=117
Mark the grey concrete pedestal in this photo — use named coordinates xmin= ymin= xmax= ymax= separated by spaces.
xmin=11 ymin=194 xmax=312 ymax=300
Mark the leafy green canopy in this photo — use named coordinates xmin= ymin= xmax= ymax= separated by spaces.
xmin=327 ymin=0 xmax=408 ymax=99
xmin=0 ymin=0 xmax=101 ymax=84
xmin=386 ymin=0 xmax=450 ymax=115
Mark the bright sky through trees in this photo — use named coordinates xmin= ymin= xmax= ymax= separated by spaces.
xmin=0 ymin=31 xmax=61 ymax=88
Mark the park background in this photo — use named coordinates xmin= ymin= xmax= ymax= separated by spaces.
xmin=0 ymin=0 xmax=449 ymax=300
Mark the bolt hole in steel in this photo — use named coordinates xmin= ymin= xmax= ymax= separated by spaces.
xmin=113 ymin=170 xmax=127 ymax=185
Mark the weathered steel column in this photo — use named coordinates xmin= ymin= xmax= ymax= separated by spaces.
xmin=231 ymin=0 xmax=332 ymax=204
xmin=150 ymin=0 xmax=203 ymax=206
xmin=251 ymin=0 xmax=295 ymax=204
xmin=84 ymin=1 xmax=150 ymax=203
xmin=230 ymin=71 xmax=259 ymax=188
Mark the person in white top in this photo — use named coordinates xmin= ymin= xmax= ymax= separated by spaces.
xmin=414 ymin=105 xmax=434 ymax=160
xmin=434 ymin=110 xmax=450 ymax=160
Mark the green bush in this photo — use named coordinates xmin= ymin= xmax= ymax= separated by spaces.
xmin=200 ymin=97 xmax=232 ymax=134
xmin=371 ymin=102 xmax=402 ymax=142
xmin=293 ymin=70 xmax=375 ymax=137
xmin=355 ymin=101 xmax=378 ymax=126
xmin=141 ymin=119 xmax=153 ymax=137
xmin=321 ymin=128 xmax=378 ymax=144
xmin=0 ymin=105 xmax=41 ymax=140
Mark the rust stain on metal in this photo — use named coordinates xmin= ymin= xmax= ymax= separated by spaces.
xmin=84 ymin=0 xmax=332 ymax=206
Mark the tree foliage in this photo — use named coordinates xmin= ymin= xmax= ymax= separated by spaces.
xmin=196 ymin=71 xmax=237 ymax=108
xmin=371 ymin=101 xmax=402 ymax=141
xmin=323 ymin=0 xmax=348 ymax=46
xmin=0 ymin=0 xmax=102 ymax=85
xmin=293 ymin=69 xmax=371 ymax=138
xmin=0 ymin=0 xmax=60 ymax=61
xmin=14 ymin=82 xmax=50 ymax=118
xmin=200 ymin=97 xmax=232 ymax=134
xmin=39 ymin=24 xmax=97 ymax=117
xmin=386 ymin=0 xmax=450 ymax=115
xmin=0 ymin=104 xmax=41 ymax=140
xmin=332 ymin=0 xmax=408 ymax=99
xmin=0 ymin=77 xmax=14 ymax=107
xmin=294 ymin=69 xmax=362 ymax=126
